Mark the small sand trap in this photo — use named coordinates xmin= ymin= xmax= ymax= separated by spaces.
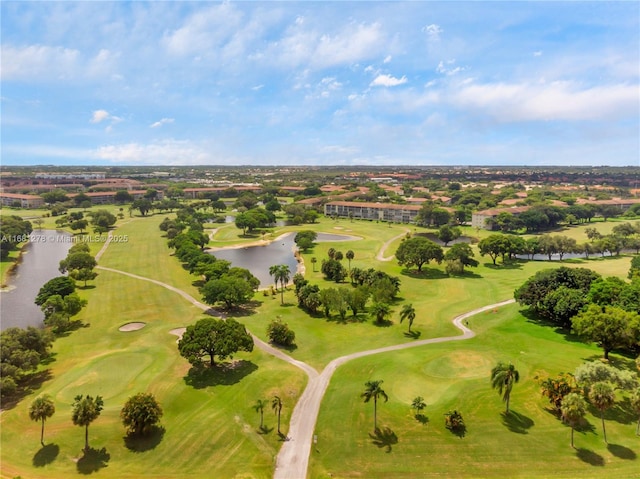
xmin=119 ymin=322 xmax=146 ymax=332
xmin=169 ymin=327 xmax=186 ymax=342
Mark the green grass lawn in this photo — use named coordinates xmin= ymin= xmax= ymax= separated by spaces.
xmin=309 ymin=303 xmax=639 ymax=479
xmin=1 ymin=210 xmax=636 ymax=479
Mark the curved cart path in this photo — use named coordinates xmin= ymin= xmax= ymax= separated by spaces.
xmin=273 ymin=298 xmax=515 ymax=479
xmin=96 ymin=228 xmax=514 ymax=479
xmin=375 ymin=228 xmax=410 ymax=261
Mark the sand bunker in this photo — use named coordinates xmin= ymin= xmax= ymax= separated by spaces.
xmin=169 ymin=327 xmax=186 ymax=342
xmin=119 ymin=322 xmax=146 ymax=332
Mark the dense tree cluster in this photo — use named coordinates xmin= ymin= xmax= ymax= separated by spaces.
xmin=267 ymin=320 xmax=296 ymax=347
xmin=396 ymin=236 xmax=443 ymax=272
xmin=0 ymin=327 xmax=53 ymax=398
xmin=0 ymin=215 xmax=33 ymax=259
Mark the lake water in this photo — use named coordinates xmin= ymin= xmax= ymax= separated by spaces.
xmin=1 ymin=230 xmax=73 ymax=330
xmin=208 ymin=232 xmax=357 ymax=288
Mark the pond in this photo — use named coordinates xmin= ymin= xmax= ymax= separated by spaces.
xmin=1 ymin=230 xmax=73 ymax=330
xmin=208 ymin=232 xmax=359 ymax=288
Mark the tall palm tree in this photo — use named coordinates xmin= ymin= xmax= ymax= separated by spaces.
xmin=411 ymin=396 xmax=426 ymax=415
xmin=272 ymin=395 xmax=283 ymax=435
xmin=490 ymin=362 xmax=520 ymax=414
xmin=630 ymin=387 xmax=640 ymax=436
xmin=561 ymin=392 xmax=587 ymax=448
xmin=346 ymin=250 xmax=354 ymax=271
xmin=276 ymin=265 xmax=291 ymax=305
xmin=268 ymin=265 xmax=280 ymax=290
xmin=589 ymin=381 xmax=615 ymax=443
xmin=29 ymin=395 xmax=56 ymax=446
xmin=399 ymin=303 xmax=416 ymax=332
xmin=327 ymin=247 xmax=336 ymax=259
xmin=361 ymin=380 xmax=388 ymax=431
xmin=311 ymin=257 xmax=317 ymax=272
xmin=253 ymin=399 xmax=268 ymax=430
xmin=71 ymin=394 xmax=104 ymax=452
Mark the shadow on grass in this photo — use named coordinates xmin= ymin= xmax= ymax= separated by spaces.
xmin=0 ymin=369 xmax=53 ymax=410
xmin=400 ymin=268 xmax=449 ymax=280
xmin=33 ymin=443 xmax=59 ymax=467
xmin=369 ymin=427 xmax=398 ymax=452
xmin=76 ymin=447 xmax=110 ymax=474
xmin=404 ymin=330 xmax=421 ymax=339
xmin=372 ymin=319 xmax=394 ymax=328
xmin=257 ymin=425 xmax=274 ymax=435
xmin=269 ymin=341 xmax=298 ymax=353
xmin=607 ymin=443 xmax=637 ymax=460
xmin=575 ymin=448 xmax=605 ymax=466
xmin=123 ymin=426 xmax=165 ymax=452
xmin=501 ymin=410 xmax=534 ymax=434
xmin=184 ymin=360 xmax=258 ymax=389
xmin=415 ymin=414 xmax=429 ymax=425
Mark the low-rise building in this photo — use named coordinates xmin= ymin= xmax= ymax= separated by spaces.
xmin=0 ymin=192 xmax=45 ymax=208
xmin=324 ymin=201 xmax=421 ymax=223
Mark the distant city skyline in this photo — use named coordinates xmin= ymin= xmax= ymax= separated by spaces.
xmin=2 ymin=1 xmax=638 ymax=167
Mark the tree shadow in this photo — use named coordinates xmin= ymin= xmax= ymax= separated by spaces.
xmin=607 ymin=443 xmax=637 ymax=460
xmin=404 ymin=330 xmax=422 ymax=339
xmin=369 ymin=426 xmax=398 ymax=452
xmin=373 ymin=319 xmax=393 ymax=328
xmin=76 ymin=447 xmax=110 ymax=474
xmin=0 ymin=369 xmax=53 ymax=410
xmin=400 ymin=268 xmax=449 ymax=280
xmin=415 ymin=414 xmax=429 ymax=425
xmin=33 ymin=443 xmax=59 ymax=467
xmin=258 ymin=425 xmax=274 ymax=435
xmin=184 ymin=360 xmax=258 ymax=389
xmin=575 ymin=448 xmax=605 ymax=466
xmin=446 ymin=423 xmax=466 ymax=438
xmin=501 ymin=410 xmax=534 ymax=434
xmin=123 ymin=426 xmax=165 ymax=452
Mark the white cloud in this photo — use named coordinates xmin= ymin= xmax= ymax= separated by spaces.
xmin=450 ymin=81 xmax=639 ymax=122
xmin=383 ymin=55 xmax=392 ymax=64
xmin=533 ymin=51 xmax=543 ymax=57
xmin=1 ymin=44 xmax=80 ymax=80
xmin=150 ymin=118 xmax=175 ymax=128
xmin=90 ymin=110 xmax=111 ymax=123
xmin=437 ymin=59 xmax=464 ymax=76
xmin=423 ymin=24 xmax=443 ymax=41
xmin=370 ymin=74 xmax=408 ymax=87
xmin=93 ymin=139 xmax=212 ymax=164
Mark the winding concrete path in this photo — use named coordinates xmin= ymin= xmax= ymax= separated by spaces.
xmin=96 ymin=223 xmax=515 ymax=479
xmin=273 ymin=298 xmax=515 ymax=479
xmin=375 ymin=228 xmax=410 ymax=261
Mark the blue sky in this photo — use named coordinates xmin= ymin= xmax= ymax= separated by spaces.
xmin=2 ymin=1 xmax=638 ymax=167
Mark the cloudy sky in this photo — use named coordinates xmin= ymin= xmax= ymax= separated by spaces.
xmin=2 ymin=1 xmax=638 ymax=167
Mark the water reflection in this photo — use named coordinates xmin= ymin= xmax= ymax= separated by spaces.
xmin=1 ymin=230 xmax=73 ymax=330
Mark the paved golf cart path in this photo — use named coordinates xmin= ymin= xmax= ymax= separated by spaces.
xmin=96 ymin=227 xmax=515 ymax=479
xmin=376 ymin=229 xmax=410 ymax=261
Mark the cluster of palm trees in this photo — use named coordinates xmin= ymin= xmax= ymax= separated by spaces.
xmin=268 ymin=264 xmax=291 ymax=305
xmin=253 ymin=395 xmax=284 ymax=436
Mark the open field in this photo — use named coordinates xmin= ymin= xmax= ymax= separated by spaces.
xmin=310 ymin=303 xmax=640 ymax=478
xmin=1 ymin=211 xmax=636 ymax=478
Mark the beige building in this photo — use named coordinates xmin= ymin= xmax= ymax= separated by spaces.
xmin=0 ymin=192 xmax=45 ymax=208
xmin=324 ymin=201 xmax=421 ymax=223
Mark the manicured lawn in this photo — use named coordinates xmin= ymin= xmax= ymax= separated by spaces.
xmin=309 ymin=303 xmax=639 ymax=478
xmin=0 ymin=223 xmax=306 ymax=479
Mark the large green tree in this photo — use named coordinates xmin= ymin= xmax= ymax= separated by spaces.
xmin=120 ymin=392 xmax=163 ymax=436
xmin=200 ymin=275 xmax=255 ymax=309
xmin=572 ymin=304 xmax=639 ymax=360
xmin=444 ymin=242 xmax=478 ymax=273
xmin=395 ymin=237 xmax=443 ymax=272
xmin=631 ymin=388 xmax=640 ymax=436
xmin=72 ymin=394 xmax=104 ymax=452
xmin=361 ymin=380 xmax=388 ymax=431
xmin=490 ymin=362 xmax=520 ymax=414
xmin=35 ymin=276 xmax=76 ymax=306
xmin=29 ymin=394 xmax=56 ymax=445
xmin=178 ymin=317 xmax=254 ymax=367
xmin=561 ymin=392 xmax=587 ymax=448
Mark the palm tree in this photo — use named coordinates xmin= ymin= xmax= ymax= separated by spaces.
xmin=370 ymin=302 xmax=391 ymax=325
xmin=311 ymin=257 xmax=317 ymax=272
xmin=589 ymin=381 xmax=615 ymax=443
xmin=399 ymin=303 xmax=416 ymax=332
xmin=346 ymin=250 xmax=354 ymax=271
xmin=269 ymin=265 xmax=291 ymax=305
xmin=630 ymin=387 xmax=640 ymax=436
xmin=411 ymin=396 xmax=426 ymax=416
xmin=361 ymin=380 xmax=388 ymax=431
xmin=272 ymin=395 xmax=283 ymax=435
xmin=327 ymin=247 xmax=336 ymax=259
xmin=490 ymin=362 xmax=520 ymax=414
xmin=253 ymin=399 xmax=268 ymax=430
xmin=71 ymin=394 xmax=104 ymax=452
xmin=29 ymin=395 xmax=55 ymax=446
xmin=561 ymin=392 xmax=587 ymax=448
